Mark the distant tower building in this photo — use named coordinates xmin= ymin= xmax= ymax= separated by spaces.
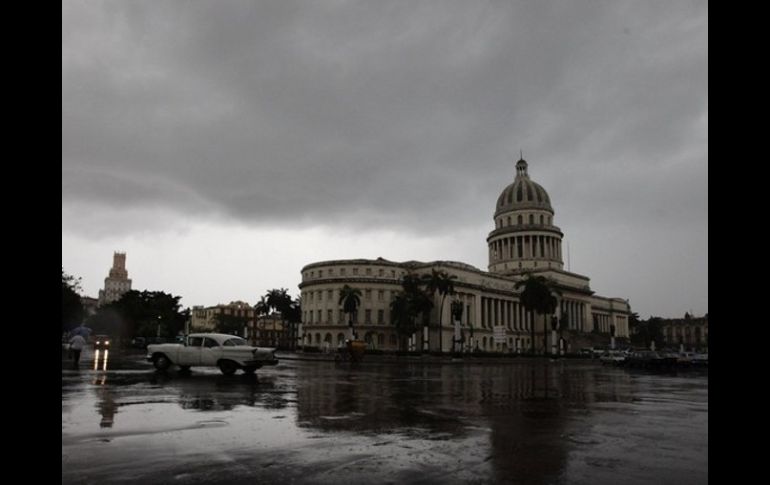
xmin=98 ymin=252 xmax=132 ymax=306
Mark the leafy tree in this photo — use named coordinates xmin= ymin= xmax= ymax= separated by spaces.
xmin=514 ymin=275 xmax=558 ymax=355
xmin=338 ymin=285 xmax=362 ymax=339
xmin=93 ymin=290 xmax=187 ymax=341
xmin=421 ymin=269 xmax=457 ymax=353
xmin=62 ymin=268 xmax=84 ymax=334
xmin=646 ymin=317 xmax=664 ymax=347
xmin=628 ymin=312 xmax=641 ymax=333
xmin=214 ymin=312 xmax=249 ymax=335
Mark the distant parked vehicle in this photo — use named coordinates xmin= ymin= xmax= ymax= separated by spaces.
xmin=131 ymin=337 xmax=147 ymax=349
xmin=599 ymin=350 xmax=626 ymax=365
xmin=578 ymin=348 xmax=593 ymax=358
xmin=146 ymin=333 xmax=279 ymax=375
xmin=691 ymin=352 xmax=708 ymax=367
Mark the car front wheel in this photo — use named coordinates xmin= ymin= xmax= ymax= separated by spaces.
xmin=153 ymin=354 xmax=171 ymax=371
xmin=219 ymin=361 xmax=238 ymax=376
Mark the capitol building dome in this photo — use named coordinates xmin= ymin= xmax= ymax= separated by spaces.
xmin=487 ymin=158 xmax=564 ymax=275
xmin=495 ymin=159 xmax=553 ymax=216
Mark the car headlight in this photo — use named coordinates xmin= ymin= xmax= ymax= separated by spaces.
xmin=96 ymin=341 xmax=101 ymax=345
xmin=105 ymin=341 xmax=110 ymax=345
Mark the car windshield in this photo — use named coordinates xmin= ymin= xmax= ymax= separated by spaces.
xmin=223 ymin=337 xmax=248 ymax=346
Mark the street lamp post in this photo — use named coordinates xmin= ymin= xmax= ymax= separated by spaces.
xmin=157 ymin=315 xmax=161 ymax=338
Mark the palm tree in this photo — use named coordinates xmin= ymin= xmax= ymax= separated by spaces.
xmin=255 ymin=296 xmax=270 ymax=318
xmin=390 ymin=293 xmax=414 ymax=351
xmin=422 ymin=269 xmax=457 ymax=353
xmin=338 ymin=285 xmax=362 ymax=340
xmin=514 ymin=275 xmax=558 ymax=355
xmin=266 ymin=288 xmax=292 ymax=348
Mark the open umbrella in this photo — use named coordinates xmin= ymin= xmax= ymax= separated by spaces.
xmin=71 ymin=324 xmax=92 ymax=338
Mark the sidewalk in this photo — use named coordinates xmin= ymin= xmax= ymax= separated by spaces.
xmin=275 ymin=350 xmax=590 ymax=365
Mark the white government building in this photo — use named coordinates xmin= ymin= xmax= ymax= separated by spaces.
xmin=298 ymin=158 xmax=630 ymax=353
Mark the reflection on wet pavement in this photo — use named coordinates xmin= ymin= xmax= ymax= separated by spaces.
xmin=62 ymin=350 xmax=707 ymax=484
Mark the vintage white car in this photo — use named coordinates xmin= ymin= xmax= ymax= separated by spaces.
xmin=146 ymin=333 xmax=279 ymax=375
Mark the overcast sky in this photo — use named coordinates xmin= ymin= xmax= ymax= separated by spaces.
xmin=62 ymin=0 xmax=707 ymax=319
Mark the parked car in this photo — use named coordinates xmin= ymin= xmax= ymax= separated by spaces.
xmin=93 ymin=334 xmax=111 ymax=351
xmin=146 ymin=333 xmax=279 ymax=375
xmin=131 ymin=337 xmax=147 ymax=349
xmin=599 ymin=350 xmax=626 ymax=365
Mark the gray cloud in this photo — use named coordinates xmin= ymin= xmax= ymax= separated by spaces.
xmin=62 ymin=0 xmax=707 ymax=318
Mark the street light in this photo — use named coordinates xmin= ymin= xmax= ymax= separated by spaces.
xmin=157 ymin=315 xmax=161 ymax=338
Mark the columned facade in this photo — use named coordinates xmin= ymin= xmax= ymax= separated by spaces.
xmin=299 ymin=157 xmax=631 ymax=353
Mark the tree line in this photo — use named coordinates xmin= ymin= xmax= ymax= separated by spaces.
xmin=62 ymin=267 xmax=573 ymax=354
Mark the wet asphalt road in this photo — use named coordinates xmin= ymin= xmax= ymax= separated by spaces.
xmin=62 ymin=349 xmax=707 ymax=485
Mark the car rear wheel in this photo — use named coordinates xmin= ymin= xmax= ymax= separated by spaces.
xmin=153 ymin=354 xmax=171 ymax=371
xmin=242 ymin=366 xmax=257 ymax=374
xmin=219 ymin=361 xmax=238 ymax=376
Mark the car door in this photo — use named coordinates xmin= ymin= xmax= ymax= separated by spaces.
xmin=200 ymin=337 xmax=221 ymax=366
xmin=178 ymin=336 xmax=203 ymax=366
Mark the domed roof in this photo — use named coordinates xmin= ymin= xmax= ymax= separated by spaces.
xmin=495 ymin=158 xmax=553 ymax=215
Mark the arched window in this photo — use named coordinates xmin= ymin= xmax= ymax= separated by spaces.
xmin=507 ymin=217 xmax=511 ymax=226
xmin=517 ymin=215 xmax=523 ymax=225
xmin=529 ymin=214 xmax=534 ymax=224
xmin=540 ymin=215 xmax=544 ymax=225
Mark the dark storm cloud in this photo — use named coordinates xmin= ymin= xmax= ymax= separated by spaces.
xmin=62 ymin=0 xmax=706 ymax=236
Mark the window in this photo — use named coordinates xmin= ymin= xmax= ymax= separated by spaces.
xmin=391 ymin=270 xmax=396 ymax=278
xmin=353 ymin=268 xmax=358 ymax=275
xmin=378 ymin=290 xmax=384 ymax=301
xmin=365 ymin=289 xmax=371 ymax=300
xmin=204 ymin=337 xmax=218 ymax=348
xmin=507 ymin=217 xmax=511 ymax=226
xmin=529 ymin=214 xmax=534 ymax=224
xmin=341 ymin=268 xmax=346 ymax=276
xmin=327 ymin=290 xmax=333 ymax=300
xmin=327 ymin=310 xmax=333 ymax=323
xmin=329 ymin=268 xmax=334 ymax=276
xmin=378 ymin=268 xmax=383 ymax=277
xmin=311 ymin=271 xmax=314 ymax=277
xmin=223 ymin=337 xmax=247 ymax=346
xmin=317 ymin=310 xmax=322 ymax=322
xmin=540 ymin=215 xmax=544 ymax=225
xmin=319 ymin=270 xmax=323 ymax=277
xmin=365 ymin=309 xmax=372 ymax=323
xmin=188 ymin=337 xmax=203 ymax=347
xmin=366 ymin=268 xmax=372 ymax=275
xmin=517 ymin=215 xmax=523 ymax=225
xmin=377 ymin=310 xmax=384 ymax=324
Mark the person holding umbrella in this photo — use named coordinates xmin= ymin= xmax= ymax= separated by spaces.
xmin=68 ymin=333 xmax=87 ymax=366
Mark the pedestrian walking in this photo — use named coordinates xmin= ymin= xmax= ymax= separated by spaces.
xmin=69 ymin=333 xmax=87 ymax=367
